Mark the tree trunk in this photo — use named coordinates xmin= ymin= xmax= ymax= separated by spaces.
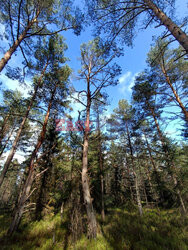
xmin=125 ymin=156 xmax=134 ymax=201
xmin=100 ymin=161 xmax=105 ymax=221
xmin=145 ymin=161 xmax=158 ymax=203
xmin=96 ymin=108 xmax=105 ymax=221
xmin=81 ymin=86 xmax=97 ymax=238
xmin=177 ymin=190 xmax=186 ymax=213
xmin=134 ymin=169 xmax=143 ymax=216
xmin=7 ymin=84 xmax=56 ymax=236
xmin=0 ymin=61 xmax=48 ymax=187
xmin=143 ymin=183 xmax=148 ymax=206
xmin=7 ymin=169 xmax=35 ymax=235
xmin=125 ymin=120 xmax=143 ymax=216
xmin=144 ymin=132 xmax=164 ymax=202
xmin=144 ymin=0 xmax=188 ymax=54
xmin=172 ymin=174 xmax=186 ymax=213
xmin=0 ymin=12 xmax=40 ymax=73
xmin=160 ymin=63 xmax=188 ymax=122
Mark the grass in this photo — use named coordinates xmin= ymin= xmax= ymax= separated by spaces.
xmin=0 ymin=208 xmax=187 ymax=249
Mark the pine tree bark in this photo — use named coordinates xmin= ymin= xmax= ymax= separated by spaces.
xmin=144 ymin=0 xmax=188 ymax=54
xmin=81 ymin=78 xmax=97 ymax=238
xmin=0 ymin=61 xmax=48 ymax=187
xmin=7 ymin=84 xmax=56 ymax=236
xmin=0 ymin=11 xmax=40 ymax=73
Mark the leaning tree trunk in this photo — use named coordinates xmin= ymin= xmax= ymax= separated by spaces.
xmin=160 ymin=62 xmax=188 ymax=122
xmin=7 ymin=85 xmax=56 ymax=236
xmin=125 ymin=120 xmax=143 ymax=216
xmin=81 ymin=91 xmax=97 ymax=238
xmin=0 ymin=61 xmax=48 ymax=187
xmin=144 ymin=0 xmax=188 ymax=54
xmin=0 ymin=11 xmax=40 ymax=73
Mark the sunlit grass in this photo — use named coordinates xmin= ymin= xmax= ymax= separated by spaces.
xmin=0 ymin=208 xmax=187 ymax=249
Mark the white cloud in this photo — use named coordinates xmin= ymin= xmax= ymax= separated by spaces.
xmin=0 ymin=74 xmax=32 ymax=97
xmin=0 ymin=151 xmax=26 ymax=165
xmin=118 ymin=71 xmax=139 ymax=95
xmin=119 ymin=71 xmax=131 ymax=84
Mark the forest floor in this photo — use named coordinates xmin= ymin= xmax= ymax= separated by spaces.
xmin=0 ymin=207 xmax=187 ymax=250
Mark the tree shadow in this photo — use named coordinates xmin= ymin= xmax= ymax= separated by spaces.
xmin=100 ymin=209 xmax=187 ymax=250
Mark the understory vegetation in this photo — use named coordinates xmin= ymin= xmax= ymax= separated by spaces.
xmin=0 ymin=207 xmax=187 ymax=250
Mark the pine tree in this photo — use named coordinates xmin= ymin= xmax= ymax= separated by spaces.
xmin=87 ymin=0 xmax=188 ymax=53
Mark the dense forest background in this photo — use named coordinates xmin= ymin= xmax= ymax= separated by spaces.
xmin=0 ymin=0 xmax=187 ymax=249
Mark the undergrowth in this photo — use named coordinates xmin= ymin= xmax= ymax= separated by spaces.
xmin=0 ymin=208 xmax=187 ymax=250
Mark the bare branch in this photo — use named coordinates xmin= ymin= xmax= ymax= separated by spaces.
xmin=17 ymin=0 xmax=23 ymax=39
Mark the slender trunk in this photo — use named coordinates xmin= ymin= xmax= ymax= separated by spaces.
xmin=0 ymin=12 xmax=40 ymax=73
xmin=125 ymin=156 xmax=134 ymax=201
xmin=60 ymin=202 xmax=64 ymax=221
xmin=146 ymin=102 xmax=164 ymax=146
xmin=172 ymin=175 xmax=186 ymax=213
xmin=144 ymin=132 xmax=164 ymax=202
xmin=35 ymin=168 xmax=47 ymax=221
xmin=0 ymin=62 xmax=48 ymax=187
xmin=145 ymin=162 xmax=158 ymax=203
xmin=100 ymin=161 xmax=105 ymax=222
xmin=138 ymin=162 xmax=148 ymax=206
xmin=160 ymin=63 xmax=188 ymax=121
xmin=81 ymin=81 xmax=97 ymax=238
xmin=143 ymin=183 xmax=148 ymax=206
xmin=7 ymin=169 xmax=35 ymax=235
xmin=134 ymin=169 xmax=143 ymax=216
xmin=125 ymin=120 xmax=143 ymax=216
xmin=144 ymin=0 xmax=188 ymax=53
xmin=177 ymin=190 xmax=186 ymax=213
xmin=7 ymin=85 xmax=56 ymax=236
xmin=96 ymin=109 xmax=105 ymax=221
xmin=144 ymin=133 xmax=157 ymax=172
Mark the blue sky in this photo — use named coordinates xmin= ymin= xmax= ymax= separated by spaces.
xmin=63 ymin=0 xmax=187 ymax=107
xmin=63 ymin=0 xmax=188 ymax=139
xmin=0 ymin=0 xmax=187 ymax=140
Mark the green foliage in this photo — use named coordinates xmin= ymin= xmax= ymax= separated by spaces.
xmin=86 ymin=0 xmax=176 ymax=46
